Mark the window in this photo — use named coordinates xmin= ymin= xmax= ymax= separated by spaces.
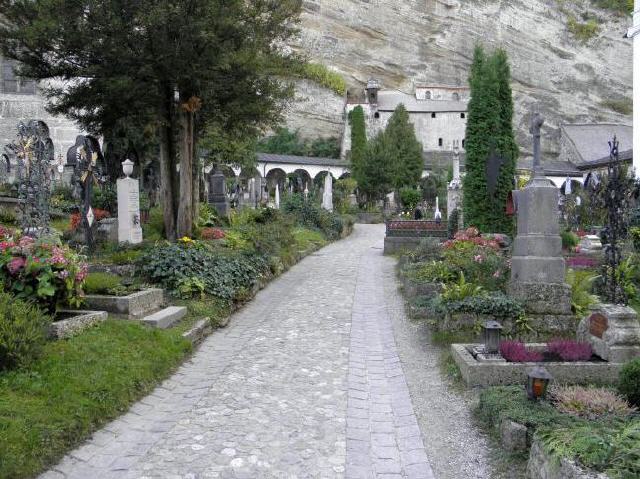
xmin=438 ymin=138 xmax=443 ymax=147
xmin=461 ymin=113 xmax=466 ymax=119
xmin=462 ymin=139 xmax=466 ymax=148
xmin=0 ymin=58 xmax=36 ymax=95
xmin=374 ymin=111 xmax=380 ymax=119
xmin=452 ymin=92 xmax=460 ymax=101
xmin=431 ymin=112 xmax=436 ymax=118
xmin=425 ymin=91 xmax=431 ymax=99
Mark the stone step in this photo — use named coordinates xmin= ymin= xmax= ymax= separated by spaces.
xmin=140 ymin=306 xmax=187 ymax=329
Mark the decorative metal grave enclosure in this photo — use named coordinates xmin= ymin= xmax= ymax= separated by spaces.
xmin=2 ymin=120 xmax=55 ymax=236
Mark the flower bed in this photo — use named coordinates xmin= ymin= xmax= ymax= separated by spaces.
xmin=0 ymin=227 xmax=87 ymax=313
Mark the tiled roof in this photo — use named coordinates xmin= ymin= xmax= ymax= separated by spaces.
xmin=257 ymin=152 xmax=348 ymax=167
xmin=516 ymin=158 xmax=582 ymax=176
xmin=562 ymin=123 xmax=632 ymax=164
xmin=376 ymin=91 xmax=467 ymax=113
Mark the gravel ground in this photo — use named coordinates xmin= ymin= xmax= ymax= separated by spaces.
xmin=381 ymin=255 xmax=497 ymax=479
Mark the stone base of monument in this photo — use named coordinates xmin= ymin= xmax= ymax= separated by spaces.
xmin=577 ymin=303 xmax=640 ymax=363
xmin=209 ymin=198 xmax=230 ymax=217
xmin=451 ymin=343 xmax=624 ymax=387
xmin=507 ymin=282 xmax=574 ymax=333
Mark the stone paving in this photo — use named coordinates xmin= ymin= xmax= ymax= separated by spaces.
xmin=41 ymin=225 xmax=436 ymax=479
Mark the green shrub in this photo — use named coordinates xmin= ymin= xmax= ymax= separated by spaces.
xmin=300 ymin=63 xmax=346 ymax=96
xmin=409 ymin=238 xmax=442 ymax=263
xmin=567 ymin=16 xmax=599 ymax=42
xmin=91 ymin=185 xmax=117 ymax=213
xmin=631 ymin=227 xmax=640 ymax=252
xmin=447 ymin=209 xmax=459 ymax=239
xmin=399 ymin=187 xmax=421 ymax=211
xmin=561 ymin=230 xmax=580 ymax=250
xmin=619 ymin=358 xmax=640 ymax=407
xmin=566 ymin=268 xmax=598 ymax=317
xmin=440 ymin=292 xmax=525 ymax=321
xmin=143 ymin=206 xmax=165 ymax=241
xmin=405 ymin=260 xmax=456 ymax=284
xmin=83 ymin=272 xmax=123 ymax=295
xmin=107 ymin=249 xmax=143 ymax=265
xmin=282 ymin=194 xmax=344 ymax=239
xmin=441 ymin=273 xmax=484 ymax=301
xmin=0 ymin=292 xmax=51 ymax=370
xmin=138 ymin=241 xmax=269 ymax=301
xmin=601 ymin=98 xmax=633 ymax=115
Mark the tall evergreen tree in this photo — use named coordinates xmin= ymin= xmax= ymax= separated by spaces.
xmin=462 ymin=45 xmax=516 ymax=233
xmin=349 ymin=106 xmax=367 ymax=193
xmin=385 ymin=104 xmax=423 ymax=190
xmin=358 ymin=132 xmax=392 ymax=205
xmin=491 ymin=49 xmax=519 ymax=233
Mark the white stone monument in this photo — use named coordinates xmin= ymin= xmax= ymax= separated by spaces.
xmin=322 ymin=173 xmax=333 ymax=212
xmin=447 ymin=140 xmax=463 ymax=225
xmin=275 ymin=183 xmax=280 ymax=209
xmin=117 ymin=159 xmax=143 ymax=244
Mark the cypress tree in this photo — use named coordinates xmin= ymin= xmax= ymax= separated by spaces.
xmin=491 ymin=49 xmax=519 ymax=234
xmin=462 ymin=45 xmax=516 ymax=233
xmin=349 ymin=106 xmax=367 ymax=195
xmin=359 ymin=132 xmax=392 ymax=205
xmin=385 ymin=104 xmax=424 ymax=190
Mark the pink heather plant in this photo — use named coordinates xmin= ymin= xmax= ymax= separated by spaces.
xmin=547 ymin=339 xmax=592 ymax=362
xmin=499 ymin=340 xmax=544 ymax=363
xmin=550 ymin=385 xmax=636 ymax=420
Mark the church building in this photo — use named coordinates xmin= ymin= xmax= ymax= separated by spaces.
xmin=341 ymin=79 xmax=469 ymax=174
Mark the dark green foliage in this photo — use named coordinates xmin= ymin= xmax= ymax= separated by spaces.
xmin=399 ymin=188 xmax=422 ymax=211
xmin=561 ymin=230 xmax=580 ymax=250
xmin=257 ymin=128 xmax=340 ymax=158
xmin=448 ymin=209 xmax=460 ymax=239
xmin=619 ymin=358 xmax=640 ymax=407
xmin=138 ymin=243 xmax=268 ymax=301
xmin=385 ymin=105 xmax=424 ymax=190
xmin=349 ymin=106 xmax=368 ymax=192
xmin=0 ymin=293 xmax=51 ymax=371
xmin=463 ymin=46 xmax=517 ymax=234
xmin=590 ymin=0 xmax=633 ymax=15
xmin=358 ymin=133 xmax=393 ymax=205
xmin=91 ymin=185 xmax=117 ymax=214
xmin=436 ymin=292 xmax=525 ymax=321
xmin=0 ymin=321 xmax=190 ymax=478
xmin=281 ymin=194 xmax=344 ymax=239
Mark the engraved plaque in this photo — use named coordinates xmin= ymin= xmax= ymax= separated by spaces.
xmin=589 ymin=313 xmax=608 ymax=339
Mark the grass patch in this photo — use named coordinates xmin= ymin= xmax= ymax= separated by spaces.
xmin=0 ymin=321 xmax=191 ymax=479
xmin=173 ymin=296 xmax=232 ymax=334
xmin=292 ymin=227 xmax=327 ymax=252
xmin=437 ymin=349 xmax=464 ymax=388
xmin=567 ymin=15 xmax=599 ymax=42
xmin=299 ymin=63 xmax=346 ymax=96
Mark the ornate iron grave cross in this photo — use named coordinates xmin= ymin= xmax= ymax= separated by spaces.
xmin=2 ymin=120 xmax=55 ymax=236
xmin=68 ymin=136 xmax=104 ymax=251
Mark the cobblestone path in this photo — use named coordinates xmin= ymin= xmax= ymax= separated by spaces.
xmin=42 ymin=225 xmax=436 ymax=479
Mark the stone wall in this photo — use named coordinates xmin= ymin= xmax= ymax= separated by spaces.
xmin=0 ymin=92 xmax=84 ymax=164
xmin=292 ymin=0 xmax=633 ymax=157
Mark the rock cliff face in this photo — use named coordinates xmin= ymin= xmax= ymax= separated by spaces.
xmin=286 ymin=0 xmax=633 ymax=157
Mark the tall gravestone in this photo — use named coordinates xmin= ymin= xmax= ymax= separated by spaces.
xmin=117 ymin=159 xmax=143 ymax=244
xmin=208 ymin=169 xmax=229 ymax=217
xmin=508 ymin=114 xmax=572 ymax=325
xmin=447 ymin=140 xmax=463 ymax=227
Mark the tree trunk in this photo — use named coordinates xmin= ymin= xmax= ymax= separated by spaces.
xmin=192 ymin=137 xmax=200 ymax=225
xmin=159 ymin=121 xmax=176 ymax=241
xmin=176 ymin=108 xmax=194 ymax=238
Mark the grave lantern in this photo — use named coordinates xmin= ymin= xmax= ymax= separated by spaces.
xmin=483 ymin=320 xmax=503 ymax=354
xmin=526 ymin=367 xmax=553 ymax=401
xmin=122 ymin=159 xmax=134 ymax=178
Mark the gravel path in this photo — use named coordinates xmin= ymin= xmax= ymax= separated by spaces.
xmin=40 ymin=224 xmax=492 ymax=479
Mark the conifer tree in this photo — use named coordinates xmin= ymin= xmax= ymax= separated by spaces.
xmin=385 ymin=104 xmax=424 ymax=190
xmin=359 ymin=132 xmax=392 ymax=205
xmin=349 ymin=106 xmax=367 ymax=193
xmin=462 ymin=45 xmax=517 ymax=233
